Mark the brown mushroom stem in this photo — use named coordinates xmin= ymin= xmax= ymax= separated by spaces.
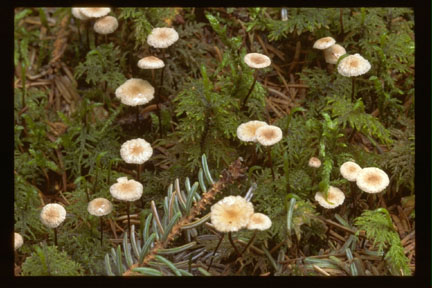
xmin=85 ymin=21 xmax=90 ymax=50
xmin=137 ymin=164 xmax=145 ymax=208
xmin=240 ymin=230 xmax=257 ymax=255
xmin=267 ymin=147 xmax=275 ymax=181
xmin=350 ymin=182 xmax=357 ymax=216
xmin=126 ymin=202 xmax=131 ymax=240
xmin=135 ymin=106 xmax=140 ymax=126
xmin=156 ymin=50 xmax=167 ymax=138
xmin=54 ymin=227 xmax=58 ymax=246
xmin=351 ymin=78 xmax=356 ymax=102
xmin=339 ymin=8 xmax=344 ymax=36
xmin=241 ymin=72 xmax=258 ymax=109
xmin=228 ymin=232 xmax=241 ymax=257
xmin=100 ymin=217 xmax=103 ymax=245
xmin=207 ymin=233 xmax=225 ymax=271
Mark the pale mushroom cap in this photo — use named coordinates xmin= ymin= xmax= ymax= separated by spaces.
xmin=137 ymin=56 xmax=165 ymax=69
xmin=356 ymin=167 xmax=390 ymax=194
xmin=120 ymin=138 xmax=153 ymax=164
xmin=313 ymin=37 xmax=336 ymax=50
xmin=337 ymin=53 xmax=371 ymax=77
xmin=324 ymin=44 xmax=346 ymax=64
xmin=236 ymin=120 xmax=268 ymax=142
xmin=87 ymin=198 xmax=113 ymax=216
xmin=115 ymin=78 xmax=155 ymax=106
xmin=80 ymin=7 xmax=111 ymax=18
xmin=147 ymin=27 xmax=179 ymax=48
xmin=244 ymin=53 xmax=271 ymax=69
xmin=71 ymin=8 xmax=89 ymax=20
xmin=110 ymin=177 xmax=143 ymax=202
xmin=255 ymin=125 xmax=283 ymax=146
xmin=308 ymin=157 xmax=322 ymax=168
xmin=315 ymin=186 xmax=345 ymax=209
xmin=14 ymin=232 xmax=23 ymax=250
xmin=94 ymin=16 xmax=118 ymax=34
xmin=340 ymin=161 xmax=362 ymax=182
xmin=210 ymin=196 xmax=254 ymax=233
xmin=40 ymin=203 xmax=67 ymax=228
xmin=247 ymin=213 xmax=272 ymax=231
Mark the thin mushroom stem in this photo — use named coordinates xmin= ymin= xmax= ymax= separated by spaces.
xmin=351 ymin=77 xmax=356 ymax=102
xmin=240 ymin=230 xmax=257 ymax=255
xmin=207 ymin=233 xmax=225 ymax=271
xmin=156 ymin=49 xmax=166 ymax=138
xmin=339 ymin=8 xmax=344 ymax=36
xmin=137 ymin=164 xmax=145 ymax=208
xmin=100 ymin=217 xmax=103 ymax=245
xmin=267 ymin=147 xmax=275 ymax=181
xmin=126 ymin=202 xmax=131 ymax=240
xmin=350 ymin=182 xmax=357 ymax=217
xmin=228 ymin=232 xmax=241 ymax=257
xmin=54 ymin=227 xmax=58 ymax=246
xmin=241 ymin=71 xmax=258 ymax=109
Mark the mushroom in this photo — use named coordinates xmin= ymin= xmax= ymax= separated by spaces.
xmin=71 ymin=8 xmax=89 ymax=48
xmin=313 ymin=36 xmax=336 ymax=50
xmin=242 ymin=53 xmax=272 ymax=109
xmin=93 ymin=16 xmax=118 ymax=44
xmin=255 ymin=125 xmax=283 ymax=180
xmin=356 ymin=167 xmax=389 ymax=194
xmin=337 ymin=53 xmax=371 ymax=102
xmin=14 ymin=232 xmax=23 ymax=250
xmin=315 ymin=186 xmax=346 ymax=209
xmin=137 ymin=56 xmax=165 ymax=70
xmin=87 ymin=198 xmax=113 ymax=245
xmin=40 ymin=203 xmax=67 ymax=246
xmin=236 ymin=120 xmax=268 ymax=143
xmin=79 ymin=7 xmax=111 ymax=18
xmin=340 ymin=161 xmax=363 ymax=215
xmin=308 ymin=157 xmax=322 ymax=168
xmin=324 ymin=44 xmax=346 ymax=64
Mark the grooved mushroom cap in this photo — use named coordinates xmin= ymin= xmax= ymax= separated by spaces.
xmin=356 ymin=167 xmax=389 ymax=194
xmin=315 ymin=186 xmax=345 ymax=209
xmin=340 ymin=161 xmax=362 ymax=182
xmin=110 ymin=177 xmax=143 ymax=202
xmin=313 ymin=36 xmax=336 ymax=50
xmin=115 ymin=78 xmax=155 ymax=106
xmin=71 ymin=8 xmax=89 ymax=20
xmin=94 ymin=16 xmax=118 ymax=34
xmin=236 ymin=120 xmax=268 ymax=142
xmin=337 ymin=53 xmax=371 ymax=77
xmin=210 ymin=196 xmax=254 ymax=233
xmin=147 ymin=27 xmax=179 ymax=48
xmin=308 ymin=157 xmax=322 ymax=168
xmin=137 ymin=56 xmax=165 ymax=69
xmin=79 ymin=7 xmax=111 ymax=18
xmin=243 ymin=53 xmax=271 ymax=69
xmin=247 ymin=213 xmax=272 ymax=231
xmin=255 ymin=125 xmax=283 ymax=146
xmin=40 ymin=203 xmax=67 ymax=228
xmin=324 ymin=44 xmax=346 ymax=64
xmin=120 ymin=138 xmax=153 ymax=164
xmin=87 ymin=198 xmax=113 ymax=217
xmin=14 ymin=232 xmax=23 ymax=250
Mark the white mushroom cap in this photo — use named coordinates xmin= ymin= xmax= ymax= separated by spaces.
xmin=137 ymin=56 xmax=165 ymax=69
xmin=324 ymin=44 xmax=346 ymax=64
xmin=110 ymin=177 xmax=143 ymax=202
xmin=308 ymin=157 xmax=322 ymax=168
xmin=115 ymin=78 xmax=155 ymax=106
xmin=356 ymin=167 xmax=390 ymax=194
xmin=337 ymin=53 xmax=371 ymax=77
xmin=14 ymin=232 xmax=23 ymax=250
xmin=40 ymin=203 xmax=67 ymax=229
xmin=243 ymin=53 xmax=271 ymax=69
xmin=120 ymin=138 xmax=153 ymax=164
xmin=87 ymin=198 xmax=113 ymax=217
xmin=79 ymin=7 xmax=111 ymax=18
xmin=247 ymin=213 xmax=272 ymax=231
xmin=315 ymin=186 xmax=345 ymax=209
xmin=236 ymin=120 xmax=268 ymax=142
xmin=147 ymin=27 xmax=179 ymax=49
xmin=255 ymin=125 xmax=283 ymax=146
xmin=313 ymin=36 xmax=336 ymax=50
xmin=94 ymin=16 xmax=118 ymax=35
xmin=71 ymin=8 xmax=89 ymax=20
xmin=210 ymin=196 xmax=254 ymax=233
xmin=340 ymin=161 xmax=362 ymax=182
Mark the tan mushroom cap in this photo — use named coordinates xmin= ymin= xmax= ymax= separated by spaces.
xmin=324 ymin=44 xmax=346 ymax=64
xmin=315 ymin=186 xmax=345 ymax=209
xmin=337 ymin=53 xmax=371 ymax=77
xmin=236 ymin=120 xmax=268 ymax=142
xmin=255 ymin=125 xmax=283 ymax=146
xmin=247 ymin=213 xmax=272 ymax=231
xmin=244 ymin=53 xmax=271 ymax=69
xmin=40 ymin=203 xmax=67 ymax=229
xmin=110 ymin=177 xmax=143 ymax=202
xmin=356 ymin=167 xmax=389 ymax=194
xmin=14 ymin=232 xmax=24 ymax=250
xmin=115 ymin=78 xmax=155 ymax=106
xmin=71 ymin=8 xmax=89 ymax=20
xmin=147 ymin=27 xmax=179 ymax=48
xmin=308 ymin=157 xmax=322 ymax=168
xmin=87 ymin=198 xmax=113 ymax=217
xmin=137 ymin=56 xmax=165 ymax=69
xmin=94 ymin=16 xmax=118 ymax=34
xmin=120 ymin=138 xmax=153 ymax=164
xmin=80 ymin=7 xmax=111 ymax=18
xmin=313 ymin=36 xmax=336 ymax=50
xmin=340 ymin=161 xmax=362 ymax=182
xmin=210 ymin=196 xmax=254 ymax=233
